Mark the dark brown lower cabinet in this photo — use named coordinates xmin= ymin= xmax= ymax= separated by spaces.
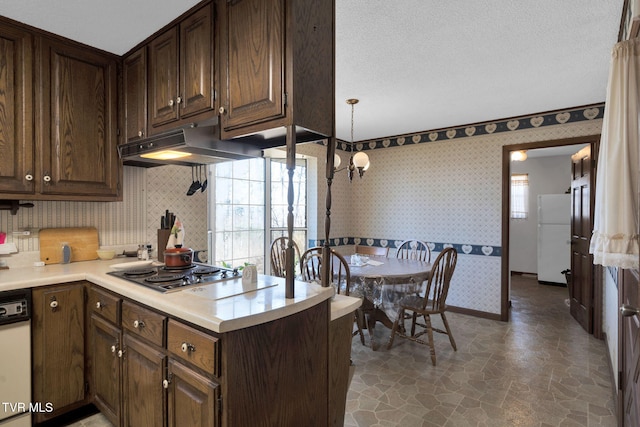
xmin=122 ymin=333 xmax=166 ymax=427
xmin=34 ymin=283 xmax=348 ymax=427
xmin=167 ymin=359 xmax=219 ymax=427
xmin=32 ymin=282 xmax=87 ymax=424
xmin=90 ymin=314 xmax=122 ymax=426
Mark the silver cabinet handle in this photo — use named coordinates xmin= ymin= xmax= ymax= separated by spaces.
xmin=620 ymin=304 xmax=640 ymax=317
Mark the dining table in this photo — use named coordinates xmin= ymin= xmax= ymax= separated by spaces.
xmin=347 ymin=254 xmax=432 ymax=350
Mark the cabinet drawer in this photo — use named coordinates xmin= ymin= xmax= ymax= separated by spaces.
xmin=122 ymin=301 xmax=166 ymax=347
xmin=167 ymin=319 xmax=219 ymax=376
xmin=89 ymin=287 xmax=121 ymax=324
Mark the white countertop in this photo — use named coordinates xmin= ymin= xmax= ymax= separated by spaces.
xmin=0 ymin=258 xmax=361 ymax=333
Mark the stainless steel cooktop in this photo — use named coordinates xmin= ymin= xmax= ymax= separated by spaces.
xmin=107 ymin=263 xmax=241 ymax=293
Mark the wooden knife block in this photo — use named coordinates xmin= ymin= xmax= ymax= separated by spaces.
xmin=157 ymin=229 xmax=172 ymax=261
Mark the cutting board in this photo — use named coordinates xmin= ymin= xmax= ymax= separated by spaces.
xmin=40 ymin=227 xmax=100 ymax=264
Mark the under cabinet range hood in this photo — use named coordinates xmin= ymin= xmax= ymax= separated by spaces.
xmin=118 ymin=124 xmax=264 ymax=167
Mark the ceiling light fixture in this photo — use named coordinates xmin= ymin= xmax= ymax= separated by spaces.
xmin=334 ymin=98 xmax=370 ymax=181
xmin=510 ymin=150 xmax=528 ymax=162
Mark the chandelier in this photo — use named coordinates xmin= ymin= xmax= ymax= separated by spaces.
xmin=334 ymin=99 xmax=370 ymax=181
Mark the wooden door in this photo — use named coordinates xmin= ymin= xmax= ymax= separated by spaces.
xmin=37 ymin=38 xmax=120 ymax=199
xmin=32 ymin=283 xmax=86 ymax=423
xmin=123 ymin=47 xmax=148 ymax=143
xmin=149 ymin=26 xmax=179 ymax=129
xmin=179 ymin=3 xmax=214 ymax=119
xmin=91 ymin=314 xmax=122 ymax=427
xmin=123 ymin=333 xmax=166 ymax=427
xmin=621 ymin=269 xmax=640 ymax=426
xmin=221 ymin=0 xmax=284 ymax=131
xmin=570 ymin=145 xmax=594 ymax=333
xmin=0 ymin=22 xmax=34 ymax=195
xmin=167 ymin=359 xmax=219 ymax=427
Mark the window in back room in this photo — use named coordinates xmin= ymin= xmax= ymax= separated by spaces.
xmin=511 ymin=173 xmax=529 ymax=219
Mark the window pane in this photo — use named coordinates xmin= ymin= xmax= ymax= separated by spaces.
xmin=215 ymin=162 xmax=232 ymax=178
xmin=215 ymin=177 xmax=232 ymax=204
xmin=250 ymin=206 xmax=265 ymax=229
xmin=233 ymin=205 xmax=249 ymax=230
xmin=511 ymin=173 xmax=529 ymax=219
xmin=249 ymin=181 xmax=264 ymax=204
xmin=232 ymin=179 xmax=250 ymax=204
xmin=216 ymin=205 xmax=232 ymax=231
xmin=233 ymin=160 xmax=250 ymax=180
xmin=232 ymin=231 xmax=250 ymax=260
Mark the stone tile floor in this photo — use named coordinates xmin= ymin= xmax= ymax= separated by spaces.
xmin=68 ymin=274 xmax=616 ymax=426
xmin=343 ymin=274 xmax=617 ymax=427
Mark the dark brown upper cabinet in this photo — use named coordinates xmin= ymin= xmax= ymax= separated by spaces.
xmin=36 ymin=37 xmax=121 ymax=200
xmin=123 ymin=47 xmax=148 ymax=144
xmin=219 ymin=0 xmax=334 ymax=143
xmin=148 ymin=2 xmax=215 ymax=134
xmin=0 ymin=21 xmax=34 ymax=196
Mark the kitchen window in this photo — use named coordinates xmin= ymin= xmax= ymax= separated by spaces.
xmin=510 ymin=173 xmax=529 ymax=219
xmin=211 ymin=158 xmax=307 ymax=273
xmin=213 ymin=158 xmax=265 ymax=271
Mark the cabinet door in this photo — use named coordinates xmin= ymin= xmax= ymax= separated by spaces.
xmin=91 ymin=314 xmax=122 ymax=427
xmin=0 ymin=22 xmax=34 ymax=195
xmin=32 ymin=282 xmax=86 ymax=423
xmin=123 ymin=333 xmax=166 ymax=427
xmin=123 ymin=47 xmax=148 ymax=143
xmin=167 ymin=359 xmax=219 ymax=427
xmin=180 ymin=3 xmax=215 ymax=119
xmin=221 ymin=0 xmax=284 ymax=131
xmin=149 ymin=27 xmax=179 ymax=128
xmin=37 ymin=37 xmax=120 ymax=199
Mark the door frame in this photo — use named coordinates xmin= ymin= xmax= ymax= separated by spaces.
xmin=501 ymin=135 xmax=602 ymax=333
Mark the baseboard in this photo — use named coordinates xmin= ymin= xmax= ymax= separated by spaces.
xmin=537 ymin=280 xmax=567 ymax=288
xmin=447 ymin=305 xmax=502 ymax=321
xmin=602 ymin=332 xmax=620 ymax=419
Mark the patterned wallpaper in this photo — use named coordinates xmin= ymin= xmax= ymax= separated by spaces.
xmin=145 ymin=165 xmax=209 ymax=256
xmin=0 ymin=105 xmax=603 ymax=316
xmin=0 ymin=165 xmax=209 ymax=267
xmin=307 ymin=105 xmax=604 ymax=315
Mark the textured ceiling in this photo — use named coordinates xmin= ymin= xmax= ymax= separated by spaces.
xmin=0 ymin=0 xmax=625 ymax=142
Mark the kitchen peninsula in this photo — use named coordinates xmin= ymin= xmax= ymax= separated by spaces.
xmin=0 ymin=259 xmax=360 ymax=426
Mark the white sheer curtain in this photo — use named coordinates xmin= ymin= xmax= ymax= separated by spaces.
xmin=510 ymin=174 xmax=529 ymax=219
xmin=590 ymin=38 xmax=640 ymax=269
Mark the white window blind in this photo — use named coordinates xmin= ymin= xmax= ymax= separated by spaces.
xmin=510 ymin=174 xmax=529 ymax=219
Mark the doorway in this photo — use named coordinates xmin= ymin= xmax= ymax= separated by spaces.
xmin=501 ymin=135 xmax=601 ymax=332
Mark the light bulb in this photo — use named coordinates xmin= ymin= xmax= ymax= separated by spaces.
xmin=510 ymin=150 xmax=527 ymax=161
xmin=353 ymin=151 xmax=369 ymax=168
xmin=334 ymin=153 xmax=341 ymax=169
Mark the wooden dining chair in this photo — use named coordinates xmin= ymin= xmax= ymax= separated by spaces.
xmin=300 ymin=247 xmax=366 ymax=344
xmin=386 ymin=247 xmax=458 ymax=366
xmin=270 ymin=237 xmax=301 ymax=278
xmin=355 ymin=244 xmax=389 ymax=257
xmin=396 ymin=239 xmax=431 ymax=262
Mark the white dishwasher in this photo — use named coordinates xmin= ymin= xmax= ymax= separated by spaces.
xmin=0 ymin=289 xmax=32 ymax=427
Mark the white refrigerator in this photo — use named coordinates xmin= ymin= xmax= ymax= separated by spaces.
xmin=537 ymin=194 xmax=571 ymax=284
